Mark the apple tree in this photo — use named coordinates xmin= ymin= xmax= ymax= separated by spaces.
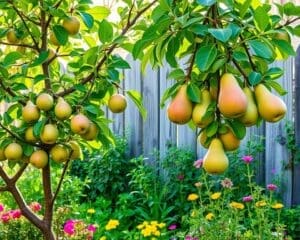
xmin=0 ymin=0 xmax=155 ymax=239
xmin=132 ymin=0 xmax=300 ymax=174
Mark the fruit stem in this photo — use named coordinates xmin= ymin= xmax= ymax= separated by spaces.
xmin=232 ymin=58 xmax=249 ymax=87
xmin=239 ymin=35 xmax=257 ymax=72
xmin=185 ymin=44 xmax=199 ymax=83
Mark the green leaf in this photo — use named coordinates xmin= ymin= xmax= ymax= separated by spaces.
xmin=98 ymin=20 xmax=113 ymax=43
xmin=228 ymin=120 xmax=246 ymax=140
xmin=206 ymin=121 xmax=218 ymax=137
xmin=87 ymin=6 xmax=110 ymax=20
xmin=110 ymin=56 xmax=130 ymax=69
xmin=23 ymin=144 xmax=34 ymax=157
xmin=196 ymin=44 xmax=218 ymax=72
xmin=79 ymin=12 xmax=94 ymax=29
xmin=167 ymin=69 xmax=185 ymax=80
xmin=53 ymin=25 xmax=68 ymax=45
xmin=208 ymin=28 xmax=232 ymax=42
xmin=265 ymin=67 xmax=284 ymax=80
xmin=160 ymin=83 xmax=181 ymax=108
xmin=266 ymin=81 xmax=287 ymax=95
xmin=126 ymin=90 xmax=147 ymax=120
xmin=166 ymin=37 xmax=180 ymax=67
xmin=196 ymin=0 xmax=216 ymax=6
xmin=29 ymin=51 xmax=49 ymax=67
xmin=211 ymin=58 xmax=227 ymax=73
xmin=272 ymin=39 xmax=296 ymax=56
xmin=237 ymin=0 xmax=251 ymax=18
xmin=3 ymin=52 xmax=22 ymax=66
xmin=248 ymin=40 xmax=273 ymax=59
xmin=187 ymin=83 xmax=201 ymax=103
xmin=249 ymin=71 xmax=262 ymax=85
xmin=34 ymin=74 xmax=46 ymax=84
xmin=33 ymin=119 xmax=46 ymax=138
xmin=283 ymin=2 xmax=300 ymax=16
xmin=84 ymin=105 xmax=100 ymax=115
xmin=254 ymin=6 xmax=270 ymax=31
xmin=233 ymin=51 xmax=248 ymax=62
xmin=74 ymin=84 xmax=87 ymax=92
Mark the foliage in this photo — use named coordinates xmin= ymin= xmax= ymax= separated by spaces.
xmin=70 ymin=136 xmax=132 ymax=202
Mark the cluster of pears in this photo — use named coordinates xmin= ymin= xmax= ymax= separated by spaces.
xmin=0 ymin=92 xmax=99 ymax=169
xmin=167 ymin=73 xmax=287 ymax=174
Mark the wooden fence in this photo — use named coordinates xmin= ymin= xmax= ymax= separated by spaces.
xmin=107 ymin=47 xmax=300 ymax=207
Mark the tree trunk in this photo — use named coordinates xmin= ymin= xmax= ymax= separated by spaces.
xmin=42 ymin=228 xmax=56 ymax=240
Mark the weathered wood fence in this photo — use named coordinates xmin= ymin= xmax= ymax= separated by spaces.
xmin=107 ymin=47 xmax=300 ymax=207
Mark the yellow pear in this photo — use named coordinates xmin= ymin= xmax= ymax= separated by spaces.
xmin=54 ymin=97 xmax=72 ymax=120
xmin=25 ymin=127 xmax=38 ymax=143
xmin=30 ymin=150 xmax=48 ymax=169
xmin=192 ymin=89 xmax=214 ymax=128
xmin=81 ymin=122 xmax=99 ymax=140
xmin=218 ymin=73 xmax=248 ymax=118
xmin=70 ymin=114 xmax=90 ymax=134
xmin=108 ymin=94 xmax=127 ymax=113
xmin=68 ymin=141 xmax=81 ymax=160
xmin=63 ymin=16 xmax=80 ymax=35
xmin=6 ymin=29 xmax=19 ymax=44
xmin=167 ymin=84 xmax=193 ymax=124
xmin=22 ymin=101 xmax=40 ymax=123
xmin=238 ymin=87 xmax=259 ymax=127
xmin=50 ymin=144 xmax=70 ymax=163
xmin=40 ymin=124 xmax=59 ymax=144
xmin=4 ymin=143 xmax=23 ymax=161
xmin=254 ymin=84 xmax=287 ymax=122
xmin=203 ymin=138 xmax=229 ymax=174
xmin=49 ymin=31 xmax=60 ymax=46
xmin=36 ymin=93 xmax=54 ymax=111
xmin=0 ymin=149 xmax=6 ymax=161
xmin=219 ymin=127 xmax=240 ymax=151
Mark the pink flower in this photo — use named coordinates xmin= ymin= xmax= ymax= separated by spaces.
xmin=221 ymin=178 xmax=233 ymax=189
xmin=267 ymin=184 xmax=278 ymax=191
xmin=87 ymin=224 xmax=97 ymax=233
xmin=10 ymin=209 xmax=22 ymax=219
xmin=242 ymin=195 xmax=253 ymax=202
xmin=1 ymin=212 xmax=11 ymax=223
xmin=242 ymin=155 xmax=253 ymax=164
xmin=64 ymin=220 xmax=76 ymax=236
xmin=193 ymin=159 xmax=203 ymax=168
xmin=0 ymin=204 xmax=4 ymax=212
xmin=30 ymin=202 xmax=42 ymax=212
xmin=177 ymin=174 xmax=184 ymax=181
xmin=168 ymin=224 xmax=177 ymax=230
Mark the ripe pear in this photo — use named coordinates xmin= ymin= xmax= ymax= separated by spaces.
xmin=25 ymin=127 xmax=38 ymax=143
xmin=50 ymin=144 xmax=70 ymax=163
xmin=4 ymin=143 xmax=23 ymax=161
xmin=54 ymin=97 xmax=72 ymax=120
xmin=30 ymin=150 xmax=48 ymax=169
xmin=108 ymin=94 xmax=127 ymax=113
xmin=40 ymin=124 xmax=59 ymax=144
xmin=238 ymin=87 xmax=259 ymax=127
xmin=49 ymin=31 xmax=60 ymax=46
xmin=219 ymin=127 xmax=240 ymax=151
xmin=63 ymin=16 xmax=80 ymax=35
xmin=70 ymin=114 xmax=90 ymax=134
xmin=198 ymin=130 xmax=210 ymax=149
xmin=22 ymin=101 xmax=40 ymax=123
xmin=68 ymin=141 xmax=81 ymax=160
xmin=81 ymin=122 xmax=99 ymax=140
xmin=254 ymin=84 xmax=287 ymax=122
xmin=203 ymin=138 xmax=229 ymax=174
xmin=36 ymin=93 xmax=54 ymax=111
xmin=0 ymin=149 xmax=6 ymax=161
xmin=167 ymin=84 xmax=193 ymax=124
xmin=6 ymin=29 xmax=19 ymax=44
xmin=192 ymin=89 xmax=214 ymax=128
xmin=218 ymin=73 xmax=248 ymax=118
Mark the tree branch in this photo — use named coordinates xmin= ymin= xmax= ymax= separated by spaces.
xmin=57 ymin=0 xmax=158 ymax=97
xmin=232 ymin=58 xmax=249 ymax=85
xmin=185 ymin=44 xmax=199 ymax=82
xmin=240 ymin=36 xmax=256 ymax=71
xmin=51 ymin=158 xmax=71 ymax=204
xmin=11 ymin=163 xmax=29 ymax=184
xmin=0 ymin=41 xmax=36 ymax=49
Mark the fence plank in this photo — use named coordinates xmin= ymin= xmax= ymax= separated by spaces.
xmin=293 ymin=47 xmax=300 ymax=205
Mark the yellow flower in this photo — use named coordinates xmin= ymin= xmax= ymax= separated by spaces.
xmin=158 ymin=223 xmax=166 ymax=228
xmin=230 ymin=201 xmax=244 ymax=210
xmin=187 ymin=193 xmax=199 ymax=201
xmin=255 ymin=200 xmax=267 ymax=207
xmin=87 ymin=208 xmax=95 ymax=214
xmin=205 ymin=212 xmax=214 ymax=221
xmin=154 ymin=230 xmax=161 ymax=236
xmin=210 ymin=192 xmax=221 ymax=200
xmin=99 ymin=237 xmax=107 ymax=240
xmin=272 ymin=203 xmax=284 ymax=209
xmin=105 ymin=219 xmax=119 ymax=230
xmin=150 ymin=221 xmax=158 ymax=226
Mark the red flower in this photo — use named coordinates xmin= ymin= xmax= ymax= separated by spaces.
xmin=30 ymin=202 xmax=42 ymax=212
xmin=10 ymin=209 xmax=22 ymax=219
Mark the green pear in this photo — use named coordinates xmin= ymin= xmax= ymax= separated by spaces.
xmin=167 ymin=84 xmax=193 ymax=124
xmin=218 ymin=73 xmax=248 ymax=118
xmin=254 ymin=84 xmax=287 ymax=122
xmin=203 ymin=138 xmax=229 ymax=174
xmin=238 ymin=87 xmax=259 ymax=127
xmin=192 ymin=89 xmax=214 ymax=128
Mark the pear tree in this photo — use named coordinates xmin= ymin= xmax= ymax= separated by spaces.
xmin=133 ymin=0 xmax=300 ymax=174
